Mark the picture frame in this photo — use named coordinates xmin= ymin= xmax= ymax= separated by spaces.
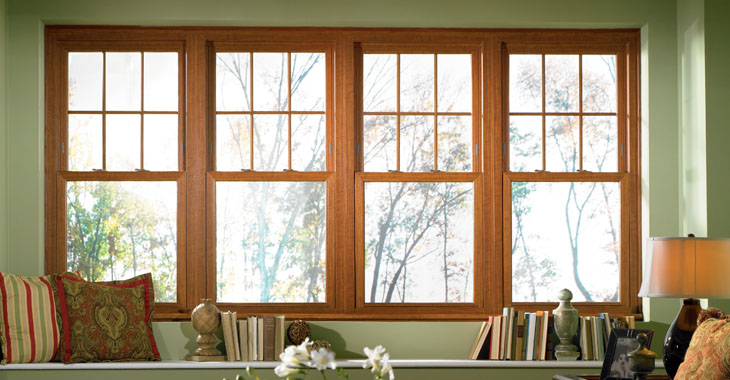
xmin=600 ymin=328 xmax=654 ymax=380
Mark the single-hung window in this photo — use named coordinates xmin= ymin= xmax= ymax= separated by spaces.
xmin=210 ymin=43 xmax=335 ymax=312
xmin=356 ymin=44 xmax=484 ymax=315
xmin=505 ymin=44 xmax=631 ymax=311
xmin=60 ymin=45 xmax=184 ymax=308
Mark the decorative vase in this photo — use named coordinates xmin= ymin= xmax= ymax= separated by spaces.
xmin=187 ymin=299 xmax=226 ymax=361
xmin=552 ymin=288 xmax=580 ymax=360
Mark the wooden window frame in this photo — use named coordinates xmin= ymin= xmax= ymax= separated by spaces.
xmin=45 ymin=27 xmax=641 ymax=320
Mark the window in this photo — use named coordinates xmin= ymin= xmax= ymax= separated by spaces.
xmin=355 ymin=45 xmax=482 ymax=315
xmin=504 ymin=41 xmax=641 ymax=314
xmin=210 ymin=44 xmax=335 ymax=312
xmin=45 ymin=28 xmax=640 ymax=319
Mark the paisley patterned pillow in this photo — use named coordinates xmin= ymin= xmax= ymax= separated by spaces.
xmin=56 ymin=273 xmax=160 ymax=363
xmin=675 ymin=317 xmax=730 ymax=380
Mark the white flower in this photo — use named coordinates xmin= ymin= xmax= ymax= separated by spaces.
xmin=279 ymin=338 xmax=312 ymax=366
xmin=363 ymin=345 xmax=386 ymax=370
xmin=308 ymin=347 xmax=337 ymax=371
xmin=274 ymin=362 xmax=306 ymax=378
xmin=377 ymin=353 xmax=394 ymax=380
xmin=363 ymin=345 xmax=394 ymax=380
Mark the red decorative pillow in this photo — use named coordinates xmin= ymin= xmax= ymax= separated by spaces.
xmin=56 ymin=273 xmax=160 ymax=363
xmin=675 ymin=316 xmax=730 ymax=380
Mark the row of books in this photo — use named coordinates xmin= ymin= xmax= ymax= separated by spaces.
xmin=220 ymin=312 xmax=286 ymax=361
xmin=468 ymin=308 xmax=554 ymax=361
xmin=468 ymin=308 xmax=637 ymax=361
xmin=578 ymin=314 xmax=636 ymax=361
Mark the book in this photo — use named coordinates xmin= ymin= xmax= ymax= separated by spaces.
xmin=232 ymin=312 xmax=241 ymax=361
xmin=275 ymin=315 xmax=286 ymax=360
xmin=579 ymin=317 xmax=589 ymax=360
xmin=525 ymin=312 xmax=536 ymax=361
xmin=469 ymin=320 xmax=492 ymax=360
xmin=584 ymin=317 xmax=594 ymax=360
xmin=533 ymin=311 xmax=543 ymax=360
xmin=591 ymin=316 xmax=603 ymax=361
xmin=469 ymin=321 xmax=490 ymax=359
xmin=513 ymin=311 xmax=526 ymax=361
xmin=539 ymin=310 xmax=549 ymax=360
xmin=258 ymin=317 xmax=264 ymax=360
xmin=238 ymin=318 xmax=248 ymax=361
xmin=263 ymin=316 xmax=276 ymax=361
xmin=505 ymin=307 xmax=515 ymax=360
xmin=248 ymin=316 xmax=257 ymax=361
xmin=221 ymin=311 xmax=235 ymax=361
xmin=545 ymin=316 xmax=559 ymax=361
xmin=489 ymin=316 xmax=502 ymax=360
xmin=499 ymin=307 xmax=509 ymax=360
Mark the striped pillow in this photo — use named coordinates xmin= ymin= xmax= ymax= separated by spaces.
xmin=0 ymin=273 xmax=60 ymax=364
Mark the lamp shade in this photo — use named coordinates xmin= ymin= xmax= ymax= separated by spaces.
xmin=638 ymin=237 xmax=730 ymax=298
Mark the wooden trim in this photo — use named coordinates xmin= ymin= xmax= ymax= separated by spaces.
xmin=45 ymin=26 xmax=642 ymax=320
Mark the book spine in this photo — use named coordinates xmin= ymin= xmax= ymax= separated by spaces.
xmin=263 ymin=316 xmax=276 ymax=361
xmin=275 ymin=316 xmax=285 ymax=360
xmin=221 ymin=312 xmax=234 ymax=361
xmin=499 ymin=308 xmax=508 ymax=360
xmin=232 ymin=312 xmax=241 ymax=361
xmin=490 ymin=316 xmax=501 ymax=360
xmin=239 ymin=319 xmax=248 ymax=362
xmin=258 ymin=317 xmax=264 ymax=360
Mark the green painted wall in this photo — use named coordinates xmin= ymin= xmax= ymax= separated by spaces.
xmin=705 ymin=0 xmax=730 ymax=239
xmin=0 ymin=0 xmax=7 ymax=272
xmin=0 ymin=0 xmax=690 ymax=378
xmin=677 ymin=0 xmax=707 ymax=237
xmin=703 ymin=0 xmax=730 ymax=313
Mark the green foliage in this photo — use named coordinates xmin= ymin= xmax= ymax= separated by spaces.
xmin=66 ymin=181 xmax=177 ymax=302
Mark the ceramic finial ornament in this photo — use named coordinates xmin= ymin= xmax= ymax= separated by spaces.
xmin=553 ymin=288 xmax=580 ymax=360
xmin=187 ymin=299 xmax=226 ymax=361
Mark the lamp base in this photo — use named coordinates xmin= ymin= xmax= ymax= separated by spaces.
xmin=663 ymin=298 xmax=701 ymax=379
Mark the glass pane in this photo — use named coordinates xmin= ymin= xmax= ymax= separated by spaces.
xmin=292 ymin=114 xmax=326 ymax=171
xmin=401 ymin=115 xmax=434 ymax=172
xmin=364 ymin=182 xmax=474 ymax=303
xmin=363 ymin=115 xmax=397 ymax=172
xmin=545 ymin=55 xmax=579 ymax=113
xmin=253 ymin=53 xmax=287 ymax=111
xmin=511 ymin=181 xmax=620 ymax=302
xmin=143 ymin=114 xmax=177 ymax=171
xmin=216 ymin=181 xmax=326 ymax=303
xmin=509 ymin=54 xmax=542 ymax=113
xmin=216 ymin=115 xmax=251 ymax=171
xmin=437 ymin=115 xmax=472 ymax=172
xmin=66 ymin=181 xmax=178 ymax=302
xmin=253 ymin=114 xmax=288 ymax=171
xmin=68 ymin=114 xmax=102 ymax=171
xmin=216 ymin=53 xmax=251 ymax=112
xmin=509 ymin=116 xmax=542 ymax=172
xmin=291 ymin=53 xmax=325 ymax=112
xmin=106 ymin=114 xmax=141 ymax=171
xmin=583 ymin=116 xmax=618 ymax=172
xmin=143 ymin=52 xmax=178 ymax=112
xmin=546 ymin=116 xmax=579 ymax=172
xmin=68 ymin=52 xmax=103 ymax=111
xmin=583 ymin=55 xmax=617 ymax=113
xmin=106 ymin=52 xmax=141 ymax=111
xmin=363 ymin=54 xmax=397 ymax=112
xmin=401 ymin=54 xmax=434 ymax=112
xmin=437 ymin=54 xmax=472 ymax=113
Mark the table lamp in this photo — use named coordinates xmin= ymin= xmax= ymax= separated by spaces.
xmin=638 ymin=236 xmax=730 ymax=378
